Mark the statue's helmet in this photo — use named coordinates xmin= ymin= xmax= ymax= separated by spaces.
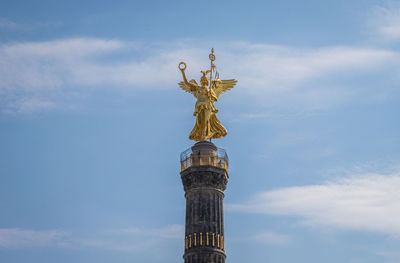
xmin=200 ymin=70 xmax=210 ymax=86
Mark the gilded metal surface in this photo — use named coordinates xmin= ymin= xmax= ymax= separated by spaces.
xmin=180 ymin=153 xmax=228 ymax=172
xmin=184 ymin=232 xmax=225 ymax=251
xmin=178 ymin=49 xmax=237 ymax=141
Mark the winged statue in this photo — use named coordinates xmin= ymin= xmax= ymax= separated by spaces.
xmin=178 ymin=49 xmax=237 ymax=141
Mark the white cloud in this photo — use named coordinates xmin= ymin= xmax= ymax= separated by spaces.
xmin=0 ymin=18 xmax=62 ymax=31
xmin=153 ymin=224 xmax=184 ymax=239
xmin=220 ymin=44 xmax=395 ymax=92
xmin=0 ymin=228 xmax=68 ymax=248
xmin=228 ymin=171 xmax=400 ymax=237
xmin=108 ymin=224 xmax=184 ymax=239
xmin=79 ymin=225 xmax=183 ymax=252
xmin=370 ymin=1 xmax=400 ymax=41
xmin=252 ymin=231 xmax=292 ymax=245
xmin=0 ymin=225 xmax=183 ymax=252
xmin=7 ymin=98 xmax=56 ymax=114
xmin=0 ymin=38 xmax=398 ymax=114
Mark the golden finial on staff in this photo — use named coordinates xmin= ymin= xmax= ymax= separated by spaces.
xmin=178 ymin=49 xmax=237 ymax=141
xmin=208 ymin=48 xmax=216 ymax=88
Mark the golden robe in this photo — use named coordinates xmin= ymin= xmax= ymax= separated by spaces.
xmin=189 ymin=87 xmax=227 ymax=141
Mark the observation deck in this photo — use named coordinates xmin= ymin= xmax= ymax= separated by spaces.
xmin=180 ymin=141 xmax=229 ymax=172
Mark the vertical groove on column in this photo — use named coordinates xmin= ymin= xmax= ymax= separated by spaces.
xmin=209 ymin=192 xmax=212 ymax=234
xmin=220 ymin=195 xmax=223 ymax=235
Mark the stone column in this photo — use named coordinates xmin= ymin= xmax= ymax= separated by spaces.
xmin=181 ymin=141 xmax=228 ymax=263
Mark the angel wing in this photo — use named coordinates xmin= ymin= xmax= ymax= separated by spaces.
xmin=211 ymin=79 xmax=237 ymax=100
xmin=178 ymin=79 xmax=198 ymax=94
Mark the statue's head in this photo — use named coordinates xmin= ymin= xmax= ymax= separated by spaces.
xmin=200 ymin=70 xmax=210 ymax=87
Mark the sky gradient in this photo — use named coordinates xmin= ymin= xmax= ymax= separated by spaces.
xmin=1 ymin=0 xmax=400 ymax=262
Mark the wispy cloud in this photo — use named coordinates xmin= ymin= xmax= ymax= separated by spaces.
xmin=79 ymin=225 xmax=183 ymax=252
xmin=0 ymin=228 xmax=68 ymax=249
xmin=370 ymin=1 xmax=400 ymax=41
xmin=0 ymin=17 xmax=63 ymax=32
xmin=228 ymin=169 xmax=400 ymax=237
xmin=252 ymin=231 xmax=292 ymax=245
xmin=0 ymin=38 xmax=398 ymax=114
xmin=0 ymin=224 xmax=183 ymax=252
xmin=231 ymin=230 xmax=292 ymax=246
xmin=221 ymin=44 xmax=395 ymax=93
xmin=115 ymin=224 xmax=183 ymax=239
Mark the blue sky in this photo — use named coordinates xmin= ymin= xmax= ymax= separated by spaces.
xmin=0 ymin=0 xmax=400 ymax=262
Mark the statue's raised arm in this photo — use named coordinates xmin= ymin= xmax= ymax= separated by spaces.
xmin=178 ymin=62 xmax=198 ymax=94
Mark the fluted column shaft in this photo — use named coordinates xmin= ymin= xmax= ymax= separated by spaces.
xmin=180 ymin=142 xmax=228 ymax=263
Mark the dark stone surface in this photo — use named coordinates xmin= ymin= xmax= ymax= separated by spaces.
xmin=184 ymin=249 xmax=226 ymax=263
xmin=181 ymin=142 xmax=228 ymax=263
xmin=181 ymin=166 xmax=228 ymax=192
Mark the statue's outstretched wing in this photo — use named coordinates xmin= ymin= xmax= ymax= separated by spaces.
xmin=179 ymin=79 xmax=198 ymax=94
xmin=211 ymin=79 xmax=237 ymax=100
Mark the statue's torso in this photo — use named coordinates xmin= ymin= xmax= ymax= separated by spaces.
xmin=195 ymin=86 xmax=209 ymax=101
xmin=194 ymin=86 xmax=217 ymax=114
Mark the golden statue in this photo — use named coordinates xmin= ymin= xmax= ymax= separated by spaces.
xmin=178 ymin=49 xmax=237 ymax=141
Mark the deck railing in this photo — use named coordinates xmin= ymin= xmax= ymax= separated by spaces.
xmin=180 ymin=147 xmax=228 ymax=172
